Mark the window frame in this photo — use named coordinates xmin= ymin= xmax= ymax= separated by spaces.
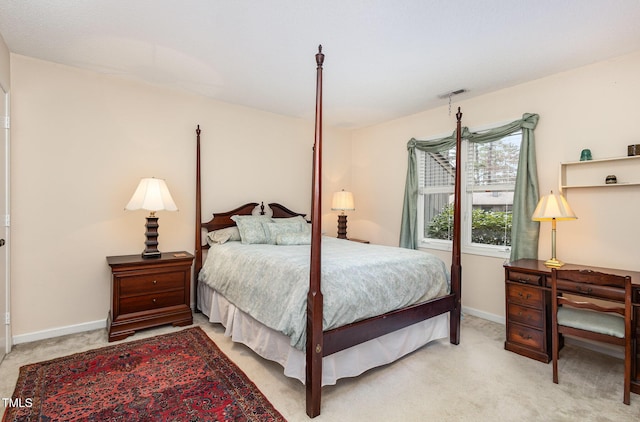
xmin=417 ymin=132 xmax=521 ymax=259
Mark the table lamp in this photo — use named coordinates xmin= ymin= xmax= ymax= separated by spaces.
xmin=532 ymin=191 xmax=577 ymax=267
xmin=331 ymin=189 xmax=355 ymax=239
xmin=125 ymin=177 xmax=178 ymax=258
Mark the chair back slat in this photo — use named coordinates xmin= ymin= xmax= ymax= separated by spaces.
xmin=556 ymin=296 xmax=625 ymax=316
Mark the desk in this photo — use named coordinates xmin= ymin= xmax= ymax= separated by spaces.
xmin=504 ymin=259 xmax=640 ymax=395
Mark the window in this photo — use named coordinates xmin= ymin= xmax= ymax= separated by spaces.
xmin=418 ymin=148 xmax=456 ymax=242
xmin=417 ymin=131 xmax=522 ymax=257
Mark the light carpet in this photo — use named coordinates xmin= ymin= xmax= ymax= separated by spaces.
xmin=1 ymin=313 xmax=638 ymax=421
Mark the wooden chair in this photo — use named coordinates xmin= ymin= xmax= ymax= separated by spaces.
xmin=551 ymin=268 xmax=633 ymax=405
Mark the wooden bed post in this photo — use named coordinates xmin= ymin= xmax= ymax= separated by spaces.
xmin=194 ymin=125 xmax=202 ymax=312
xmin=450 ymin=108 xmax=463 ymax=345
xmin=306 ymin=44 xmax=324 ymax=418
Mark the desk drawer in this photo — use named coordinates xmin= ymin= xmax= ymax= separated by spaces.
xmin=507 ymin=284 xmax=544 ymax=309
xmin=508 ymin=303 xmax=543 ymax=329
xmin=507 ymin=323 xmax=544 ymax=350
xmin=507 ymin=270 xmax=543 ymax=286
xmin=119 ymin=271 xmax=185 ymax=296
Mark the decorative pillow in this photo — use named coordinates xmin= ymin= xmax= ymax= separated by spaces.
xmin=272 ymin=215 xmax=307 ymax=226
xmin=276 ymin=231 xmax=312 ymax=245
xmin=262 ymin=222 xmax=304 ymax=245
xmin=206 ymin=226 xmax=241 ymax=245
xmin=231 ymin=215 xmax=273 ymax=244
xmin=272 ymin=215 xmax=311 ymax=232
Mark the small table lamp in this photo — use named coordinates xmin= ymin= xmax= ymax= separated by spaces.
xmin=532 ymin=191 xmax=577 ymax=267
xmin=125 ymin=177 xmax=178 ymax=258
xmin=331 ymin=189 xmax=355 ymax=239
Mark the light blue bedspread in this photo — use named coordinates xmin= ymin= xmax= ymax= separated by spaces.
xmin=199 ymin=236 xmax=449 ymax=350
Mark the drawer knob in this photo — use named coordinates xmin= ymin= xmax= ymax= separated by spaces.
xmin=152 ymin=298 xmax=157 ymax=303
xmin=152 ymin=280 xmax=157 ymax=285
xmin=517 ymin=292 xmax=532 ymax=300
xmin=519 ymin=331 xmax=532 ymax=340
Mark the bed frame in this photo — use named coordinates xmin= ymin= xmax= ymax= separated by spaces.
xmin=194 ymin=46 xmax=462 ymax=418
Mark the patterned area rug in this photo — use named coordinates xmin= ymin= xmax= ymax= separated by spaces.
xmin=2 ymin=327 xmax=286 ymax=421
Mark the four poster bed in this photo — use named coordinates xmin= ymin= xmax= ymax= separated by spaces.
xmin=194 ymin=46 xmax=463 ymax=418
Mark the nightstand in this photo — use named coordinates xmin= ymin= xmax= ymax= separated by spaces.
xmin=107 ymin=251 xmax=194 ymax=342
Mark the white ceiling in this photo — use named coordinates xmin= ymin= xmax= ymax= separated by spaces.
xmin=1 ymin=1 xmax=640 ymax=128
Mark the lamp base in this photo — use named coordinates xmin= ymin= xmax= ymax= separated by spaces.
xmin=142 ymin=250 xmax=161 ymax=259
xmin=336 ymin=214 xmax=348 ymax=239
xmin=544 ymin=258 xmax=565 ymax=268
xmin=142 ymin=215 xmax=161 ymax=259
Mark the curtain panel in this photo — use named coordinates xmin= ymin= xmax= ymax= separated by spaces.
xmin=399 ymin=113 xmax=540 ymax=262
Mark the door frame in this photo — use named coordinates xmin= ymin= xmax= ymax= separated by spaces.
xmin=1 ymin=85 xmax=10 ymax=357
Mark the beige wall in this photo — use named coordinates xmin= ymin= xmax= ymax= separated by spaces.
xmin=350 ymin=51 xmax=640 ymax=320
xmin=10 ymin=55 xmax=351 ymax=338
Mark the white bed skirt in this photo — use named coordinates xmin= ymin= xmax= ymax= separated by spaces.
xmin=198 ymin=281 xmax=449 ymax=386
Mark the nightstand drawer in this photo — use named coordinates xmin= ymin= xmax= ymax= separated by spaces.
xmin=507 ymin=303 xmax=543 ymax=329
xmin=507 ymin=284 xmax=544 ymax=308
xmin=119 ymin=290 xmax=185 ymax=314
xmin=119 ymin=271 xmax=185 ymax=296
xmin=507 ymin=323 xmax=544 ymax=350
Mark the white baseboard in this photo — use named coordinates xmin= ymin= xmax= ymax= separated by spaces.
xmin=462 ymin=305 xmax=505 ymax=325
xmin=12 ymin=319 xmax=107 ymax=345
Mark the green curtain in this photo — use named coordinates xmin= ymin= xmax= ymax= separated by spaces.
xmin=399 ymin=113 xmax=540 ymax=262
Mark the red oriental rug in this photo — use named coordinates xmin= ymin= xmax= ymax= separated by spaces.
xmin=2 ymin=326 xmax=286 ymax=421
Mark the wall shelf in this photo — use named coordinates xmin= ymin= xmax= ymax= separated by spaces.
xmin=559 ymin=155 xmax=640 ymax=192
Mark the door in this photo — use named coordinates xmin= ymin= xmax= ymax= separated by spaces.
xmin=0 ymin=85 xmax=8 ymax=360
